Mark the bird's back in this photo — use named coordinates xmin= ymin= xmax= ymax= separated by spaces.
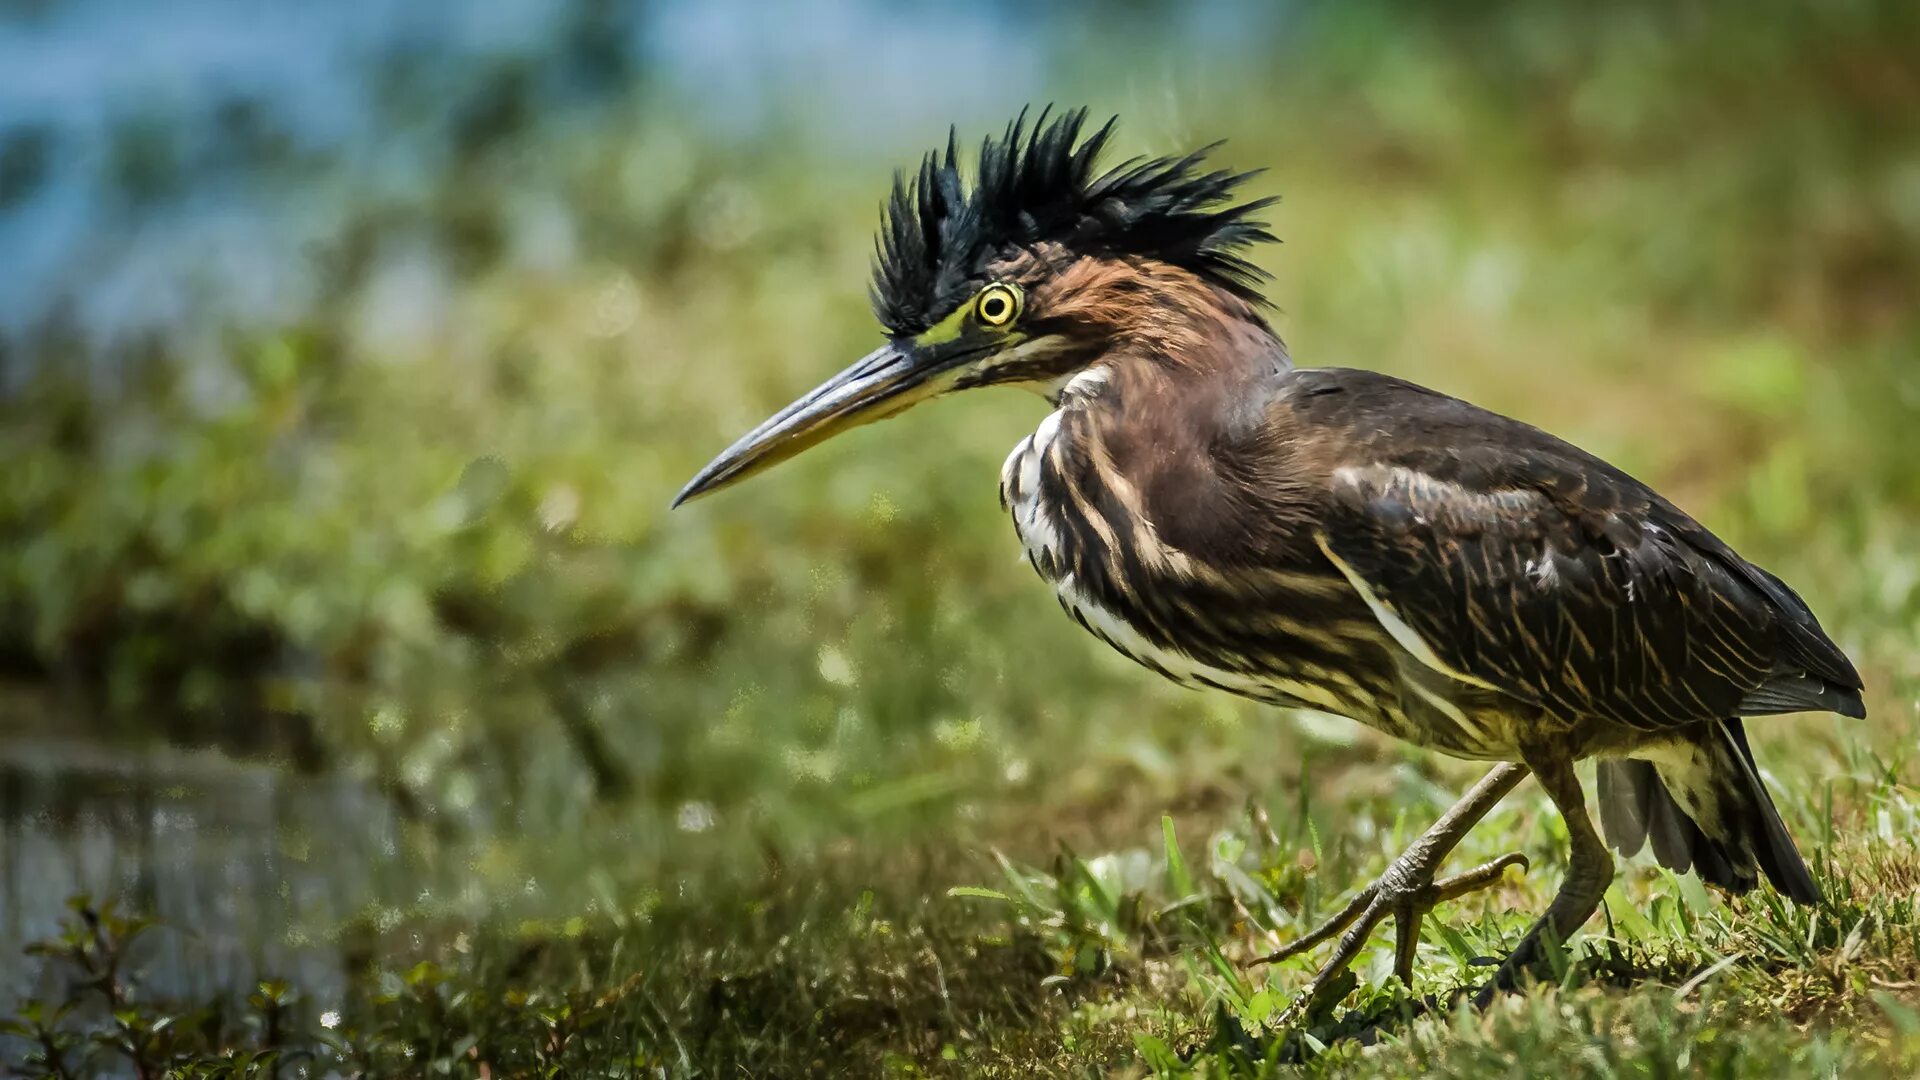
xmin=1268 ymin=367 xmax=1863 ymax=729
xmin=1002 ymin=361 xmax=1863 ymax=759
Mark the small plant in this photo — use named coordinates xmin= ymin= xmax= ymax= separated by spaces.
xmin=0 ymin=897 xmax=315 ymax=1079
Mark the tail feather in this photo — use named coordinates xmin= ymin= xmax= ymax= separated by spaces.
xmin=1596 ymin=756 xmax=1653 ymax=855
xmin=1596 ymin=719 xmax=1820 ymax=904
xmin=1722 ymin=720 xmax=1822 ymax=904
xmin=1598 ymin=755 xmax=1751 ymax=892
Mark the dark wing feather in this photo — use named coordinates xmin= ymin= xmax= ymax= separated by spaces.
xmin=1741 ymin=672 xmax=1866 ymax=719
xmin=1283 ymin=368 xmax=1864 ymax=730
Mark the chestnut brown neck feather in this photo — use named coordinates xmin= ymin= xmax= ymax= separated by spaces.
xmin=1025 ymin=255 xmax=1288 ymax=389
xmin=1019 ymin=258 xmax=1298 ymax=566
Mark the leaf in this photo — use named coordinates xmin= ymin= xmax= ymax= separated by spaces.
xmin=990 ymin=849 xmax=1048 ymax=909
xmin=1131 ymin=1032 xmax=1181 ymax=1073
xmin=405 ymin=960 xmax=446 ymax=990
xmin=1162 ymin=815 xmax=1197 ymax=899
xmin=1872 ymin=991 xmax=1920 ymax=1037
xmin=1196 ymin=937 xmax=1250 ymax=1007
xmin=946 ymin=886 xmax=1016 ymax=903
xmin=1065 ymin=854 xmax=1119 ymax=924
xmin=1434 ymin=920 xmax=1478 ymax=966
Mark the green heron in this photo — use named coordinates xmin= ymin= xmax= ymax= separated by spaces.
xmin=674 ymin=110 xmax=1864 ymax=1014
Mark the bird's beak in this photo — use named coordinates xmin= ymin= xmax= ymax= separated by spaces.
xmin=673 ymin=341 xmax=955 ymax=507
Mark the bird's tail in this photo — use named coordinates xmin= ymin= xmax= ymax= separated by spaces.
xmin=1596 ymin=718 xmax=1821 ymax=904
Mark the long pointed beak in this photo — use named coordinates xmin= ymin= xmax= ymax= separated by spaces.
xmin=673 ymin=342 xmax=942 ymax=507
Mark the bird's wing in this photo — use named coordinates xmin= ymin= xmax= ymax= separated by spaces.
xmin=1279 ymin=368 xmax=1864 ymax=729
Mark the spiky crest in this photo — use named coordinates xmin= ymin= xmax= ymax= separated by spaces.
xmin=871 ymin=108 xmax=1277 ymax=336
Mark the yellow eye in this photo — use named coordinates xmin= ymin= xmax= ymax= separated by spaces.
xmin=975 ymin=283 xmax=1020 ymax=327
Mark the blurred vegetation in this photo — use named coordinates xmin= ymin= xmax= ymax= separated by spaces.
xmin=2 ymin=0 xmax=1918 ymax=1074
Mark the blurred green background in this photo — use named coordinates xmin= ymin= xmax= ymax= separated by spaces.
xmin=1 ymin=0 xmax=1917 ymax=1072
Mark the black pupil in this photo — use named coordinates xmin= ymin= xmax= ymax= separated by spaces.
xmin=983 ymin=296 xmax=1006 ymax=319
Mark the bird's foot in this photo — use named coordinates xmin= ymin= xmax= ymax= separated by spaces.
xmin=1464 ymin=890 xmax=1592 ymax=1009
xmin=1250 ymin=849 xmax=1528 ymax=1025
xmin=1466 ymin=930 xmax=1550 ymax=1010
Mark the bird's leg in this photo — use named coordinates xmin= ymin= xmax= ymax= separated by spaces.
xmin=1251 ymin=762 xmax=1530 ymax=1019
xmin=1471 ymin=747 xmax=1615 ymax=1007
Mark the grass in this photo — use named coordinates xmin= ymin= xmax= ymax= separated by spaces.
xmin=11 ymin=748 xmax=1920 ymax=1075
xmin=3 ymin=0 xmax=1919 ymax=1075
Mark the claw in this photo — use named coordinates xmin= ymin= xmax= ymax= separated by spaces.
xmin=1391 ymin=915 xmax=1421 ymax=986
xmin=1431 ymin=852 xmax=1529 ymax=903
xmin=1244 ymin=762 xmax=1532 ymax=1027
xmin=1247 ymin=884 xmax=1376 ymax=968
xmin=1387 ymin=852 xmax=1527 ymax=985
xmin=1250 ymin=848 xmax=1531 ymax=1020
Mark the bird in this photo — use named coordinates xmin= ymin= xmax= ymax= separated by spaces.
xmin=672 ymin=109 xmax=1865 ymax=1018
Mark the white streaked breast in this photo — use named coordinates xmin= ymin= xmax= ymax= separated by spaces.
xmin=1054 ymin=572 xmax=1352 ymax=713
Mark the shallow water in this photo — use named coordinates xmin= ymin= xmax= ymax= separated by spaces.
xmin=0 ymin=738 xmax=402 ymax=1010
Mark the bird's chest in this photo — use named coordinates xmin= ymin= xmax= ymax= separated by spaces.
xmin=999 ymin=408 xmax=1221 ymax=685
xmin=996 ymin=402 xmax=1527 ymax=760
xmin=1000 ymin=411 xmax=1071 ymax=581
xmin=997 ymin=406 xmax=1362 ymax=713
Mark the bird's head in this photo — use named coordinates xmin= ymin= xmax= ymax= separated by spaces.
xmin=673 ymin=108 xmax=1277 ymax=507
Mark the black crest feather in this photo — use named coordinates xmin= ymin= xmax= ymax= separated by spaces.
xmin=871 ymin=107 xmax=1278 ymax=336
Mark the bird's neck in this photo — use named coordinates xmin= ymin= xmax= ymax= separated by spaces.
xmin=1053 ymin=284 xmax=1289 ymax=407
xmin=1021 ymin=296 xmax=1293 ymax=575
